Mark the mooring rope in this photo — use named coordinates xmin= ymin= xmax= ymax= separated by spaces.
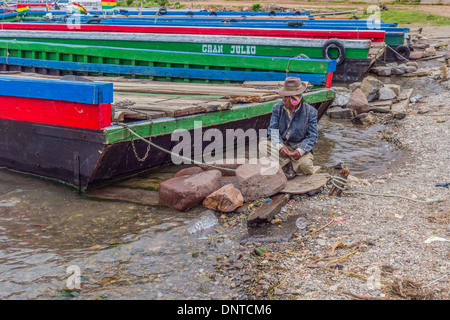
xmin=328 ymin=175 xmax=443 ymax=203
xmin=122 ymin=125 xmax=444 ymax=203
xmin=121 ymin=124 xmax=237 ymax=172
xmin=334 ymin=91 xmax=450 ymax=117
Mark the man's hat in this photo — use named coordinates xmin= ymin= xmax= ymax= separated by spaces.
xmin=278 ymin=77 xmax=308 ymax=96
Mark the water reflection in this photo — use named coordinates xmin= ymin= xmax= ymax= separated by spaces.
xmin=0 ymin=116 xmax=399 ymax=299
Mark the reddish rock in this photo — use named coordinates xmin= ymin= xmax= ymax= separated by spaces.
xmin=203 ymin=184 xmax=244 ymax=212
xmin=159 ymin=170 xmax=222 ymax=211
xmin=409 ymin=51 xmax=424 ymax=60
xmin=235 ymin=160 xmax=287 ymax=202
xmin=198 ymin=158 xmax=248 ymax=176
xmin=346 ymin=88 xmax=370 ymax=115
xmin=173 ymin=166 xmax=204 ymax=178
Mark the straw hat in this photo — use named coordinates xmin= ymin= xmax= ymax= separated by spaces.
xmin=278 ymin=77 xmax=308 ymax=96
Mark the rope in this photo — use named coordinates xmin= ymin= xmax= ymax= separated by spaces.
xmin=328 ymin=175 xmax=443 ymax=203
xmin=334 ymin=91 xmax=450 ymax=117
xmin=121 ymin=124 xmax=237 ymax=172
xmin=286 ymin=53 xmax=309 ymax=77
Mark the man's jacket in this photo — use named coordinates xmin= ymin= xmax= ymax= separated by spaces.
xmin=267 ymin=100 xmax=318 ymax=155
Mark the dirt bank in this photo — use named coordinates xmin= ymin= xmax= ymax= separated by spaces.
xmin=179 ymin=0 xmax=450 ymax=18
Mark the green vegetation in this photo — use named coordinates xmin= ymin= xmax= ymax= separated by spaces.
xmin=362 ymin=8 xmax=450 ymax=26
xmin=252 ymin=3 xmax=262 ymax=11
xmin=117 ymin=0 xmax=183 ymax=8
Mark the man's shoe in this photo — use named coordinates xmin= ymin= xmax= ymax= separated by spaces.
xmin=283 ymin=162 xmax=296 ymax=180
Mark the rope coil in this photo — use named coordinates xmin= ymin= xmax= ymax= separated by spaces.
xmin=328 ymin=175 xmax=442 ymax=203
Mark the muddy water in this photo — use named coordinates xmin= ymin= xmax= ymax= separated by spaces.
xmin=0 ymin=116 xmax=399 ymax=300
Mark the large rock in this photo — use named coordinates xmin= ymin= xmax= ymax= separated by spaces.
xmin=173 ymin=166 xmax=204 ymax=178
xmin=159 ymin=170 xmax=222 ymax=211
xmin=378 ymin=87 xmax=397 ymax=101
xmin=409 ymin=51 xmax=424 ymax=60
xmin=331 ymin=91 xmax=351 ymax=107
xmin=349 ymin=82 xmax=361 ymax=92
xmin=384 ymin=84 xmax=401 ymax=97
xmin=203 ymin=184 xmax=244 ymax=212
xmin=352 ymin=112 xmax=376 ymax=125
xmin=235 ymin=161 xmax=287 ymax=202
xmin=346 ymin=88 xmax=370 ymax=115
xmin=360 ymin=76 xmax=384 ymax=102
xmin=391 ymin=67 xmax=405 ymax=75
xmin=198 ymin=158 xmax=248 ymax=176
xmin=405 ymin=66 xmax=417 ymax=73
xmin=377 ymin=67 xmax=392 ymax=76
xmin=406 ymin=61 xmax=419 ymax=68
xmin=281 ymin=173 xmax=330 ymax=195
xmin=326 ymin=108 xmax=357 ymax=119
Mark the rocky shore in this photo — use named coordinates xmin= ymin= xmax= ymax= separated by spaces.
xmin=206 ymin=77 xmax=449 ymax=300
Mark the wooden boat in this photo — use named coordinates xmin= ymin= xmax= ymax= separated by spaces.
xmin=0 ymin=39 xmax=337 ymax=86
xmin=0 ymin=31 xmax=370 ymax=83
xmin=0 ymin=23 xmax=387 ymax=42
xmin=0 ymin=75 xmax=336 ymax=191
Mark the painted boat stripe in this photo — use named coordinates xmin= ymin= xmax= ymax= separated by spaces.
xmin=0 ymin=30 xmax=372 ymax=49
xmin=0 ymin=57 xmax=329 ymax=84
xmin=0 ymin=76 xmax=113 ymax=104
xmin=0 ymin=23 xmax=386 ymax=42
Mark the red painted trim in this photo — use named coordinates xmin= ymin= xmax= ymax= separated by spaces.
xmin=1 ymin=23 xmax=386 ymax=42
xmin=0 ymin=96 xmax=111 ymax=129
xmin=325 ymin=72 xmax=333 ymax=88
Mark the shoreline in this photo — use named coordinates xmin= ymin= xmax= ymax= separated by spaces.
xmin=212 ymin=76 xmax=450 ymax=300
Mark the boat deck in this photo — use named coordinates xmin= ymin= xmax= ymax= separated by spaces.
xmin=1 ymin=72 xmax=297 ymax=121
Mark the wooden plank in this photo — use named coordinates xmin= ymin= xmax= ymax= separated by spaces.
xmin=242 ymin=80 xmax=313 ymax=91
xmin=392 ymin=88 xmax=413 ymax=120
xmin=247 ymin=193 xmax=291 ymax=227
xmin=0 ymin=56 xmax=329 ymax=85
xmin=281 ymin=173 xmax=330 ymax=195
xmin=85 ymin=187 xmax=160 ymax=206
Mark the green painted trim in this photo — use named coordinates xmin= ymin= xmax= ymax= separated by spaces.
xmin=0 ymin=37 xmax=370 ymax=60
xmin=105 ymin=89 xmax=335 ymax=144
xmin=0 ymin=40 xmax=332 ymax=74
xmin=385 ymin=34 xmax=405 ymax=46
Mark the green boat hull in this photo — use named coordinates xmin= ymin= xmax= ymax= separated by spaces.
xmin=0 ymin=37 xmax=370 ymax=60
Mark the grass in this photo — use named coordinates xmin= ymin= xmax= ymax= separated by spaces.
xmin=361 ymin=8 xmax=450 ymax=26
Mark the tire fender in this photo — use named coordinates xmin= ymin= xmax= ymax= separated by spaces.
xmin=322 ymin=39 xmax=346 ymax=66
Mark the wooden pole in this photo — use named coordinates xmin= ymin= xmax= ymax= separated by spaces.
xmin=329 ymin=168 xmax=350 ymax=197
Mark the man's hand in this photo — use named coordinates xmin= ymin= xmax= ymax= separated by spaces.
xmin=290 ymin=150 xmax=301 ymax=160
xmin=279 ymin=146 xmax=290 ymax=158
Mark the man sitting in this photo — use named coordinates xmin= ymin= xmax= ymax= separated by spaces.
xmin=259 ymin=77 xmax=318 ymax=180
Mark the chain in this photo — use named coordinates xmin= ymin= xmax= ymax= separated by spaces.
xmin=129 ymin=119 xmax=153 ymax=162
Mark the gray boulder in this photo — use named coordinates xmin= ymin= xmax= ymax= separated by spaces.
xmin=235 ymin=161 xmax=287 ymax=202
xmin=361 ymin=76 xmax=384 ymax=102
xmin=378 ymin=87 xmax=397 ymax=101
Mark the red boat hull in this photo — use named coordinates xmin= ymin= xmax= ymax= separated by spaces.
xmin=1 ymin=23 xmax=386 ymax=42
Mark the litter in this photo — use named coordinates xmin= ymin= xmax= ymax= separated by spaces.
xmin=435 ymin=182 xmax=450 ymax=188
xmin=424 ymin=236 xmax=450 ymax=244
xmin=334 ymin=216 xmax=349 ymax=222
xmin=296 ymin=217 xmax=307 ymax=229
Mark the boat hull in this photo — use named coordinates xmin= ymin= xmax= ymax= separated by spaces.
xmin=0 ymin=75 xmax=335 ymax=190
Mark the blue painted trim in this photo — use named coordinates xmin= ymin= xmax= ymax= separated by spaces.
xmin=0 ymin=75 xmax=113 ymax=104
xmin=0 ymin=57 xmax=328 ymax=85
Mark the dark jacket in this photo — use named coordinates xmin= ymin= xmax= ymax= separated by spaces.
xmin=267 ymin=100 xmax=318 ymax=154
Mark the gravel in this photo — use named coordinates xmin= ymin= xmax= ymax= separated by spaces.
xmin=212 ymin=78 xmax=450 ymax=301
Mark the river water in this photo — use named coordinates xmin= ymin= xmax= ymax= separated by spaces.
xmin=0 ymin=113 xmax=404 ymax=300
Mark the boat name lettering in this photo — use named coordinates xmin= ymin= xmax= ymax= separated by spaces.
xmin=230 ymin=45 xmax=256 ymax=55
xmin=202 ymin=44 xmax=224 ymax=54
